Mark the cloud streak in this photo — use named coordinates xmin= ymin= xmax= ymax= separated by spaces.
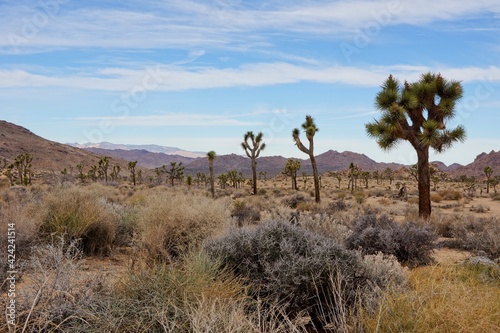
xmin=2 ymin=63 xmax=500 ymax=91
xmin=1 ymin=1 xmax=500 ymax=54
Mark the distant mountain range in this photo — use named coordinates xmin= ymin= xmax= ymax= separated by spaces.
xmin=69 ymin=142 xmax=205 ymax=158
xmin=1 ymin=120 xmax=499 ymax=179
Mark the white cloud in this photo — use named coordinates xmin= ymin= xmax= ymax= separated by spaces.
xmin=2 ymin=63 xmax=500 ymax=91
xmin=1 ymin=1 xmax=500 ymax=53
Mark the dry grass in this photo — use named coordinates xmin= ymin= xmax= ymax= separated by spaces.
xmin=136 ymin=187 xmax=231 ymax=261
xmin=39 ymin=184 xmax=120 ymax=255
xmin=362 ymin=263 xmax=500 ymax=333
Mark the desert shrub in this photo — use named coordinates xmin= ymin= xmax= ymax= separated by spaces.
xmin=439 ymin=189 xmax=463 ymax=201
xmin=469 ymin=204 xmax=490 ymax=213
xmin=346 ymin=214 xmax=437 ymax=267
xmin=1 ymin=237 xmax=107 ymax=332
xmin=430 ymin=214 xmax=460 ymax=238
xmin=231 ymin=199 xmax=261 ymax=226
xmin=204 ymin=221 xmax=404 ymax=331
xmin=448 ymin=216 xmax=500 ymax=259
xmin=377 ymin=197 xmax=392 ymax=206
xmin=137 ymin=189 xmax=231 ymax=261
xmin=299 ymin=213 xmax=352 ymax=243
xmin=328 ymin=199 xmax=348 ymax=212
xmin=0 ymin=187 xmax=43 ymax=289
xmin=284 ymin=194 xmax=307 ymax=208
xmin=354 ymin=191 xmax=366 ymax=204
xmin=39 ymin=185 xmax=120 ymax=256
xmin=430 ymin=193 xmax=443 ymax=203
xmin=74 ymin=251 xmax=254 ymax=333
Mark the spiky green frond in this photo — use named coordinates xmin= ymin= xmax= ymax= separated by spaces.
xmin=419 ymin=119 xmax=441 ymax=147
xmin=255 ymin=131 xmax=264 ymax=143
xmin=365 ymin=121 xmax=383 ymax=138
xmin=382 ymin=74 xmax=400 ymax=90
xmin=292 ymin=128 xmax=300 ymax=139
xmin=260 ymin=142 xmax=266 ymax=151
xmin=375 ymin=89 xmax=399 ymax=110
xmin=207 ymin=150 xmax=216 ymax=160
xmin=400 ymin=89 xmax=419 ymax=109
xmin=301 ymin=115 xmax=318 ymax=132
xmin=429 ymin=125 xmax=466 ymax=153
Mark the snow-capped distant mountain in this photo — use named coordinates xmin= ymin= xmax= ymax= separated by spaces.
xmin=69 ymin=142 xmax=206 ymax=158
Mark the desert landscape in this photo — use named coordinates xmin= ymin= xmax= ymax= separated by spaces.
xmin=1 ymin=119 xmax=499 ymax=332
xmin=2 ymin=2 xmax=500 ymax=332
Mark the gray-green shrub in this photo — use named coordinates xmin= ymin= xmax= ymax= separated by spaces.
xmin=346 ymin=214 xmax=437 ymax=267
xmin=204 ymin=221 xmax=403 ymax=331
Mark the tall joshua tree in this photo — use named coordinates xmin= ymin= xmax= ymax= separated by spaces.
xmin=293 ymin=115 xmax=320 ymax=203
xmin=366 ymin=73 xmax=465 ymax=219
xmin=241 ymin=131 xmax=266 ymax=195
xmin=207 ymin=151 xmax=216 ymax=198
xmin=484 ymin=166 xmax=493 ymax=194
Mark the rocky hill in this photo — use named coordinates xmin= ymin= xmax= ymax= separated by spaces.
xmin=0 ymin=120 xmax=132 ymax=175
xmin=453 ymin=150 xmax=500 ymax=178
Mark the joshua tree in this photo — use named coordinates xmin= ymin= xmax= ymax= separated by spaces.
xmin=366 ymin=73 xmax=465 ymax=219
xmin=347 ymin=163 xmax=360 ymax=191
xmin=361 ymin=171 xmax=371 ymax=189
xmin=110 ymin=165 xmax=121 ymax=182
xmin=76 ymin=163 xmax=86 ymax=183
xmin=490 ymin=176 xmax=499 ymax=194
xmin=218 ymin=173 xmax=228 ymax=189
xmin=227 ymin=170 xmax=241 ymax=188
xmin=484 ymin=166 xmax=493 ymax=194
xmin=372 ymin=170 xmax=380 ymax=185
xmin=383 ymin=167 xmax=394 ymax=185
xmin=98 ymin=156 xmax=110 ymax=184
xmin=241 ymin=131 xmax=266 ymax=195
xmin=293 ymin=115 xmax=320 ymax=203
xmin=284 ymin=158 xmax=301 ymax=190
xmin=128 ymin=161 xmax=138 ymax=186
xmin=4 ymin=164 xmax=15 ymax=186
xmin=88 ymin=165 xmax=98 ymax=182
xmin=165 ymin=162 xmax=184 ymax=187
xmin=14 ymin=153 xmax=33 ymax=185
xmin=207 ymin=151 xmax=216 ymax=198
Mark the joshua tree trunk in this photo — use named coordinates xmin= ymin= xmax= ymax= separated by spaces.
xmin=417 ymin=147 xmax=431 ymax=219
xmin=310 ymin=155 xmax=320 ymax=203
xmin=251 ymin=159 xmax=257 ymax=195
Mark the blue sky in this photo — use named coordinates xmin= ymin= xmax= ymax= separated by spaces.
xmin=1 ymin=0 xmax=500 ymax=166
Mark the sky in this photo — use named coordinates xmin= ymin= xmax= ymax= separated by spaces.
xmin=1 ymin=0 xmax=500 ymax=166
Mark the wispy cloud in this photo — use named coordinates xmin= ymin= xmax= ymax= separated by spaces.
xmin=75 ymin=113 xmax=265 ymax=127
xmin=1 ymin=1 xmax=500 ymax=54
xmin=2 ymin=63 xmax=500 ymax=91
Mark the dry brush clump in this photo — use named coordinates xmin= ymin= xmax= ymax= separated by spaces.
xmin=345 ymin=214 xmax=438 ymax=267
xmin=0 ymin=237 xmax=108 ymax=332
xmin=38 ymin=184 xmax=120 ymax=256
xmin=204 ymin=220 xmax=407 ymax=332
xmin=444 ymin=215 xmax=500 ymax=259
xmin=73 ymin=251 xmax=255 ymax=333
xmin=136 ymin=188 xmax=231 ymax=262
